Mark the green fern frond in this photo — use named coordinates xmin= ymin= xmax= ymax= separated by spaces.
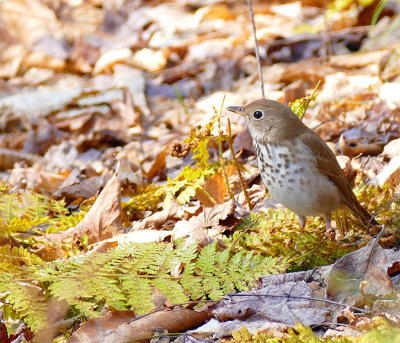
xmin=0 ymin=245 xmax=43 ymax=271
xmin=4 ymin=241 xmax=287 ymax=329
xmin=0 ymin=272 xmax=48 ymax=332
xmin=122 ymin=277 xmax=153 ymax=313
xmin=0 ymin=188 xmax=79 ymax=238
xmin=46 ymin=211 xmax=86 ymax=234
xmin=230 ymin=211 xmax=353 ymax=271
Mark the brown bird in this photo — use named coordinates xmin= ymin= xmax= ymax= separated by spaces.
xmin=227 ymin=99 xmax=377 ymax=230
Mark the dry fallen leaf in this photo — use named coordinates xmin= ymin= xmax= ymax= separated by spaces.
xmin=36 ymin=172 xmax=123 ymax=259
xmin=196 ymin=173 xmax=227 ymax=206
xmin=69 ymin=308 xmax=211 ymax=343
xmin=67 ymin=311 xmax=136 ymax=343
xmin=173 ymin=200 xmax=242 ymax=246
xmin=327 ymin=237 xmax=394 ymax=304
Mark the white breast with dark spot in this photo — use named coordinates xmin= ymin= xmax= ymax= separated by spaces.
xmin=254 ymin=137 xmax=343 ymax=216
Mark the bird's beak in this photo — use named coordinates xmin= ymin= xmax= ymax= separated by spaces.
xmin=226 ymin=106 xmax=246 ymax=116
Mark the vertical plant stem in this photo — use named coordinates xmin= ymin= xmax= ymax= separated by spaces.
xmin=227 ymin=118 xmax=252 ymax=210
xmin=217 ymin=97 xmax=234 ymax=201
xmin=300 ymin=80 xmax=321 ymax=120
xmin=247 ymin=0 xmax=265 ymax=99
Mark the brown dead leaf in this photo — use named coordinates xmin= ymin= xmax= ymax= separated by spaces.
xmin=370 ymin=155 xmax=400 ymax=187
xmin=173 ymin=200 xmax=242 ymax=246
xmin=116 ymin=158 xmax=144 ymax=190
xmin=212 ymin=272 xmax=328 ymax=330
xmin=196 ymin=173 xmax=227 ymax=206
xmin=131 ymin=199 xmax=179 ymax=231
xmin=381 ymin=138 xmax=400 ymax=159
xmin=37 ymin=173 xmax=123 ymax=259
xmin=121 ymin=87 xmax=143 ymax=130
xmin=84 ymin=308 xmax=211 ymax=343
xmin=339 ymin=132 xmax=384 ymax=157
xmin=283 ymin=80 xmax=307 ymax=105
xmin=54 ymin=174 xmax=112 ymax=204
xmin=23 ymin=117 xmax=66 ymax=155
xmin=327 ymin=238 xmax=394 ymax=304
xmin=68 ymin=310 xmax=136 ymax=343
xmin=42 ymin=141 xmax=78 ymax=172
xmin=146 ymin=148 xmax=168 ymax=180
xmin=233 ymin=129 xmax=254 ymax=154
xmin=63 ymin=173 xmax=122 ymax=244
xmin=329 ymin=50 xmax=388 ymax=69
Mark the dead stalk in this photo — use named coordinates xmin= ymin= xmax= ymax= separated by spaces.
xmin=227 ymin=118 xmax=252 ymax=210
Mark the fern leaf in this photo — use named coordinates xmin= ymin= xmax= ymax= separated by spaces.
xmin=121 ymin=277 xmax=153 ymax=314
xmin=0 ymin=273 xmax=47 ymax=331
xmin=0 ymin=245 xmax=43 ymax=271
xmin=153 ymin=275 xmax=189 ymax=304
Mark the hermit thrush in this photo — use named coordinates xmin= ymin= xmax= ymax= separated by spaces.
xmin=227 ymin=99 xmax=377 ymax=230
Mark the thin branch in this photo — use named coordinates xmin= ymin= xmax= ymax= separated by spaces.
xmin=227 ymin=118 xmax=252 ymax=210
xmin=227 ymin=293 xmax=370 ymax=313
xmin=217 ymin=96 xmax=234 ymax=201
xmin=247 ymin=0 xmax=265 ymax=99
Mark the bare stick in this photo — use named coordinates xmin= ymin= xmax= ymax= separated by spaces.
xmin=247 ymin=0 xmax=265 ymax=99
xmin=217 ymin=97 xmax=234 ymax=201
xmin=228 ymin=118 xmax=252 ymax=210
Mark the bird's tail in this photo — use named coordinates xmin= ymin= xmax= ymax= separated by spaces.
xmin=349 ymin=202 xmax=378 ymax=227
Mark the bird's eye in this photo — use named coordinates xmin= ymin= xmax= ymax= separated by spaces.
xmin=253 ymin=110 xmax=263 ymax=120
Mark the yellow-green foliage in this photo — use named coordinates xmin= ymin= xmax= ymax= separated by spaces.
xmin=327 ymin=0 xmax=375 ymax=14
xmin=0 ymin=186 xmax=89 ymax=239
xmin=230 ymin=318 xmax=400 ymax=342
xmin=229 ymin=211 xmax=354 ymax=272
xmin=0 ymin=244 xmax=43 ymax=271
xmin=0 ymin=241 xmax=287 ymax=331
xmin=127 ymin=114 xmax=230 ymax=210
xmin=289 ymin=82 xmax=319 ymax=120
xmin=0 ymin=187 xmax=85 ymax=236
xmin=229 ymin=183 xmax=395 ymax=271
xmin=0 ymin=273 xmax=48 ymax=332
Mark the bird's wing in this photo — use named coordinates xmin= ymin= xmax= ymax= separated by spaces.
xmin=300 ymin=131 xmax=375 ymax=225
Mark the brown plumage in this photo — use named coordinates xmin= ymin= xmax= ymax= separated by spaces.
xmin=227 ymin=99 xmax=377 ymax=230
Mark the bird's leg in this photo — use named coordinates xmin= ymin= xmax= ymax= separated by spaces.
xmin=325 ymin=213 xmax=331 ymax=231
xmin=298 ymin=215 xmax=306 ymax=229
xmin=324 ymin=213 xmax=337 ymax=238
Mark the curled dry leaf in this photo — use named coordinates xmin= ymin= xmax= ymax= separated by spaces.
xmin=37 ymin=173 xmax=123 ymax=259
xmin=173 ymin=200 xmax=242 ymax=247
xmin=68 ymin=308 xmax=211 ymax=343
xmin=92 ymin=48 xmax=132 ymax=74
xmin=370 ymin=155 xmax=400 ymax=187
xmin=382 ymin=138 xmax=400 ymax=160
xmin=339 ymin=132 xmax=384 ymax=157
xmin=130 ymin=198 xmax=179 ymax=232
xmin=146 ymin=148 xmax=168 ymax=180
xmin=327 ymin=237 xmax=395 ymax=304
xmin=196 ymin=173 xmax=227 ymax=206
xmin=68 ymin=310 xmax=136 ymax=343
